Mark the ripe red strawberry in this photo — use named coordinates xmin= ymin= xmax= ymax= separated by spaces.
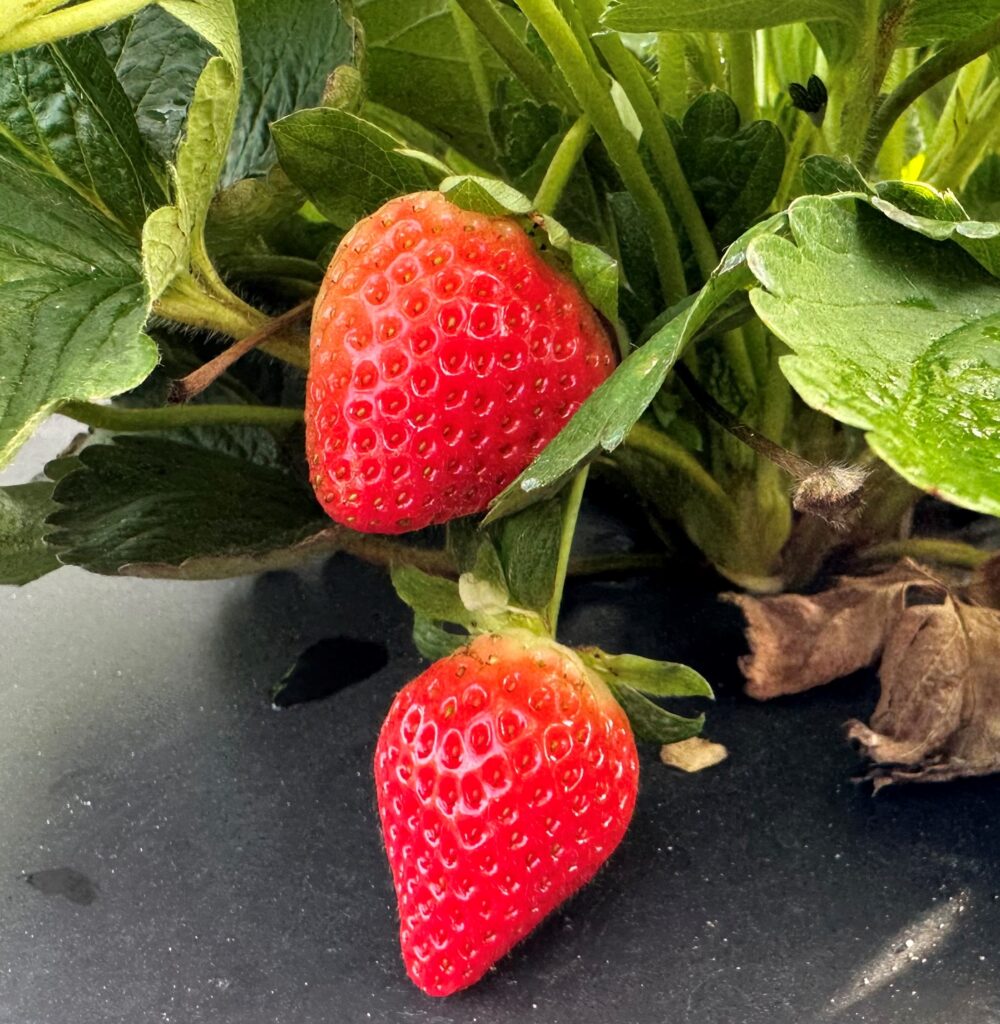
xmin=374 ymin=632 xmax=639 ymax=996
xmin=306 ymin=191 xmax=615 ymax=534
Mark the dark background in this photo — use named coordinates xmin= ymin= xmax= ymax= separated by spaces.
xmin=3 ymin=423 xmax=1000 ymax=1024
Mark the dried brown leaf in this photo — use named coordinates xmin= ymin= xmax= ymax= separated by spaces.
xmin=846 ymin=600 xmax=1000 ymax=788
xmin=967 ymin=553 xmax=1000 ymax=609
xmin=659 ymin=737 xmax=728 ymax=773
xmin=730 ymin=557 xmax=1000 ymax=787
xmin=726 ymin=561 xmax=942 ymax=700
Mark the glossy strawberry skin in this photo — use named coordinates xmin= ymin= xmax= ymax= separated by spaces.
xmin=374 ymin=633 xmax=639 ymax=997
xmin=306 ymin=191 xmax=615 ymax=534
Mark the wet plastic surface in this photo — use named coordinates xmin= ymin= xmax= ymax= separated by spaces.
xmin=3 ymin=425 xmax=1000 ymax=1023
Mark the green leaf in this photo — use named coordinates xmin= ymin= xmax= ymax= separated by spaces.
xmin=439 ymin=174 xmax=620 ymax=324
xmin=0 ymin=36 xmax=166 ymax=233
xmin=898 ymin=1 xmax=1000 ymax=46
xmin=0 ymin=138 xmax=140 ymax=283
xmin=608 ymin=191 xmax=662 ymax=334
xmin=467 ymin=539 xmax=509 ymax=595
xmin=486 ymin=214 xmax=786 ymax=521
xmin=45 ymin=434 xmax=328 ymax=576
xmin=0 ymin=481 xmax=60 ymax=586
xmin=584 ymin=649 xmax=714 ymax=698
xmin=673 ymin=92 xmax=786 ymax=247
xmin=602 ymin=0 xmax=861 ymax=33
xmin=0 ymin=278 xmax=153 ymax=468
xmin=440 ymin=174 xmax=533 ymax=216
xmin=749 ymin=195 xmax=1000 ymax=518
xmin=458 ymin=540 xmax=509 ymax=616
xmin=355 ymin=0 xmax=515 ymax=168
xmin=495 ymin=497 xmax=565 ymax=616
xmin=391 ymin=563 xmax=473 ymax=628
xmin=0 ymin=135 xmax=155 ymax=468
xmin=412 ymin=615 xmax=468 ymax=661
xmin=799 ymin=154 xmax=869 ymax=196
xmin=98 ymin=5 xmax=214 ymax=165
xmin=808 ymin=21 xmax=858 ymax=65
xmin=159 ymin=0 xmax=242 ymax=69
xmin=542 ymin=217 xmax=620 ymax=327
xmin=604 ymin=679 xmax=705 ymax=745
xmin=103 ymin=0 xmax=350 ymax=183
xmin=272 ymin=108 xmax=440 ymax=229
xmin=869 ymin=180 xmax=1000 ymax=278
xmin=445 ymin=516 xmax=481 ymax=573
xmin=166 ymin=53 xmax=240 ymax=241
xmin=490 ymin=89 xmax=566 ymax=183
xmin=206 ymin=167 xmax=308 ymax=257
xmin=222 ymin=0 xmax=355 ymax=184
xmin=141 ymin=55 xmax=240 ymax=299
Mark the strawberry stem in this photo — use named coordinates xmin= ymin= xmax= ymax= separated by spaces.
xmin=57 ymin=400 xmax=303 ymax=432
xmin=859 ymin=15 xmax=1000 ymax=174
xmin=154 ymin=275 xmax=268 ymax=343
xmin=593 ymin=33 xmax=719 ymax=281
xmin=168 ymin=299 xmax=313 ymax=402
xmin=514 ymin=0 xmax=688 ymax=304
xmin=675 ymin=363 xmax=817 ymax=481
xmin=532 ymin=115 xmax=591 ymax=215
xmin=724 ymin=32 xmax=757 ymax=126
xmin=453 ymin=0 xmax=575 ymax=109
xmin=155 ymin=276 xmax=311 ymax=371
xmin=851 ymin=539 xmax=992 ymax=571
xmin=546 ymin=467 xmax=590 ymax=636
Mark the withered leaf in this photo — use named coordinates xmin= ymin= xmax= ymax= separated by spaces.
xmin=725 ymin=561 xmax=942 ymax=700
xmin=967 ymin=553 xmax=1000 ymax=609
xmin=729 ymin=558 xmax=1000 ymax=787
xmin=847 ymin=599 xmax=1000 ymax=788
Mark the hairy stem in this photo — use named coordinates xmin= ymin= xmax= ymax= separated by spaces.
xmin=675 ymin=363 xmax=815 ymax=480
xmin=837 ymin=0 xmax=903 ymax=158
xmin=169 ymin=300 xmax=314 ymax=403
xmin=454 ymin=0 xmax=574 ymax=108
xmin=58 ymin=400 xmax=303 ymax=432
xmin=774 ymin=116 xmax=813 ymax=210
xmin=451 ymin=1 xmax=494 ymax=130
xmin=547 ymin=467 xmax=590 ymax=636
xmin=859 ymin=15 xmax=1000 ymax=174
xmin=853 ymin=538 xmax=992 ymax=571
xmin=594 ymin=33 xmax=719 ymax=280
xmin=0 ymin=0 xmax=150 ymax=52
xmin=532 ymin=114 xmax=592 ymax=215
xmin=725 ymin=32 xmax=756 ymax=125
xmin=154 ymin=278 xmax=266 ymax=338
xmin=516 ymin=0 xmax=688 ymax=303
xmin=656 ymin=32 xmax=689 ymax=117
xmin=155 ymin=275 xmax=310 ymax=370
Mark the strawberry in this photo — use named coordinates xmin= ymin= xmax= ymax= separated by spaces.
xmin=306 ymin=191 xmax=615 ymax=534
xmin=374 ymin=631 xmax=639 ymax=996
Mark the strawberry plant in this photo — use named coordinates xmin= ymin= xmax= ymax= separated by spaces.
xmin=3 ymin=0 xmax=1000 ymax=996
